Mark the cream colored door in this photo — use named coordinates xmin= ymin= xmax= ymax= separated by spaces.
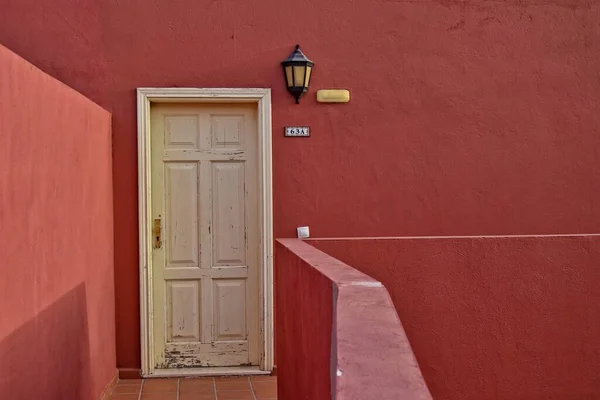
xmin=150 ymin=102 xmax=259 ymax=369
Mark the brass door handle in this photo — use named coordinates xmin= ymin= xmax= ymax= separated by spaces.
xmin=153 ymin=218 xmax=162 ymax=249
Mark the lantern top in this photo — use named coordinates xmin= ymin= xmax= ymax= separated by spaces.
xmin=281 ymin=45 xmax=314 ymax=67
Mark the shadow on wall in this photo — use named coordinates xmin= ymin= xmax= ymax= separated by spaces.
xmin=0 ymin=283 xmax=93 ymax=400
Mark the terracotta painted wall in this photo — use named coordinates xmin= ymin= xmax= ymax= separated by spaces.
xmin=276 ymin=239 xmax=432 ymax=400
xmin=310 ymin=236 xmax=600 ymax=400
xmin=0 ymin=46 xmax=115 ymax=399
xmin=275 ymin=241 xmax=334 ymax=400
xmin=0 ymin=0 xmax=598 ymax=369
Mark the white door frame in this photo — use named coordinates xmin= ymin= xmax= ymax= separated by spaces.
xmin=136 ymin=88 xmax=274 ymax=377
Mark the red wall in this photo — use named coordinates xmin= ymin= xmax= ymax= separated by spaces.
xmin=311 ymin=236 xmax=600 ymax=400
xmin=275 ymin=241 xmax=334 ymax=400
xmin=0 ymin=46 xmax=115 ymax=399
xmin=276 ymin=239 xmax=432 ymax=400
xmin=0 ymin=0 xmax=598 ymax=369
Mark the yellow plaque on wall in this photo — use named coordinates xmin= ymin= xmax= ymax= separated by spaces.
xmin=316 ymin=89 xmax=350 ymax=103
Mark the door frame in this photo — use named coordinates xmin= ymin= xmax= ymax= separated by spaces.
xmin=136 ymin=88 xmax=274 ymax=377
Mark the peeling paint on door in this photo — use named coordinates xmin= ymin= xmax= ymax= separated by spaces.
xmin=150 ymin=103 xmax=260 ymax=369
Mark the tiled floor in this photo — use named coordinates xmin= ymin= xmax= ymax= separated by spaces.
xmin=107 ymin=376 xmax=277 ymax=400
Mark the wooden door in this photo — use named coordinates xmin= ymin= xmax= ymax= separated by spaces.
xmin=150 ymin=102 xmax=259 ymax=369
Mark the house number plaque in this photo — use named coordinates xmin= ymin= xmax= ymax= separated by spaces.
xmin=285 ymin=126 xmax=310 ymax=137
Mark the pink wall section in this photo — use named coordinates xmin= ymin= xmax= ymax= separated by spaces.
xmin=0 ymin=46 xmax=115 ymax=399
xmin=1 ymin=0 xmax=598 ymax=369
xmin=310 ymin=236 xmax=600 ymax=400
xmin=276 ymin=239 xmax=432 ymax=400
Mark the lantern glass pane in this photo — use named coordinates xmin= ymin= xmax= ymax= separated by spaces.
xmin=285 ymin=65 xmax=294 ymax=87
xmin=304 ymin=66 xmax=312 ymax=87
xmin=293 ymin=65 xmax=305 ymax=86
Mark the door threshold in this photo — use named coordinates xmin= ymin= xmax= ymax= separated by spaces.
xmin=144 ymin=366 xmax=270 ymax=378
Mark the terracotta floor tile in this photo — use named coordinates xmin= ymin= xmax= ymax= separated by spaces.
xmin=180 ymin=378 xmax=215 ymax=392
xmin=252 ymin=381 xmax=277 ymax=399
xmin=250 ymin=375 xmax=276 ymax=382
xmin=130 ymin=375 xmax=275 ymax=400
xmin=216 ymin=380 xmax=251 ymax=391
xmin=113 ymin=384 xmax=142 ymax=394
xmin=180 ymin=377 xmax=214 ymax=382
xmin=179 ymin=392 xmax=216 ymax=400
xmin=215 ymin=376 xmax=250 ymax=382
xmin=216 ymin=389 xmax=255 ymax=400
xmin=143 ymin=379 xmax=179 ymax=392
xmin=109 ymin=394 xmax=139 ymax=400
xmin=118 ymin=379 xmax=143 ymax=385
xmin=141 ymin=392 xmax=177 ymax=400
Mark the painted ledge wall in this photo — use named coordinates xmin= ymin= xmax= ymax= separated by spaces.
xmin=310 ymin=236 xmax=600 ymax=400
xmin=276 ymin=239 xmax=432 ymax=400
xmin=0 ymin=45 xmax=116 ymax=399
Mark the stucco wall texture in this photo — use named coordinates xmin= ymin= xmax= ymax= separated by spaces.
xmin=311 ymin=236 xmax=600 ymax=400
xmin=0 ymin=46 xmax=115 ymax=399
xmin=275 ymin=241 xmax=334 ymax=400
xmin=276 ymin=239 xmax=432 ymax=400
xmin=1 ymin=0 xmax=598 ymax=370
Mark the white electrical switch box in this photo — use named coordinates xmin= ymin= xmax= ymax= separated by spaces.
xmin=297 ymin=226 xmax=310 ymax=239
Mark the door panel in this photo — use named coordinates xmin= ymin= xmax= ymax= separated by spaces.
xmin=150 ymin=103 xmax=259 ymax=369
xmin=212 ymin=162 xmax=246 ymax=266
xmin=166 ymin=281 xmax=200 ymax=342
xmin=165 ymin=163 xmax=199 ymax=268
xmin=213 ymin=279 xmax=247 ymax=341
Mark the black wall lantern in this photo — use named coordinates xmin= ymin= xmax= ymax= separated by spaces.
xmin=281 ymin=45 xmax=314 ymax=104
